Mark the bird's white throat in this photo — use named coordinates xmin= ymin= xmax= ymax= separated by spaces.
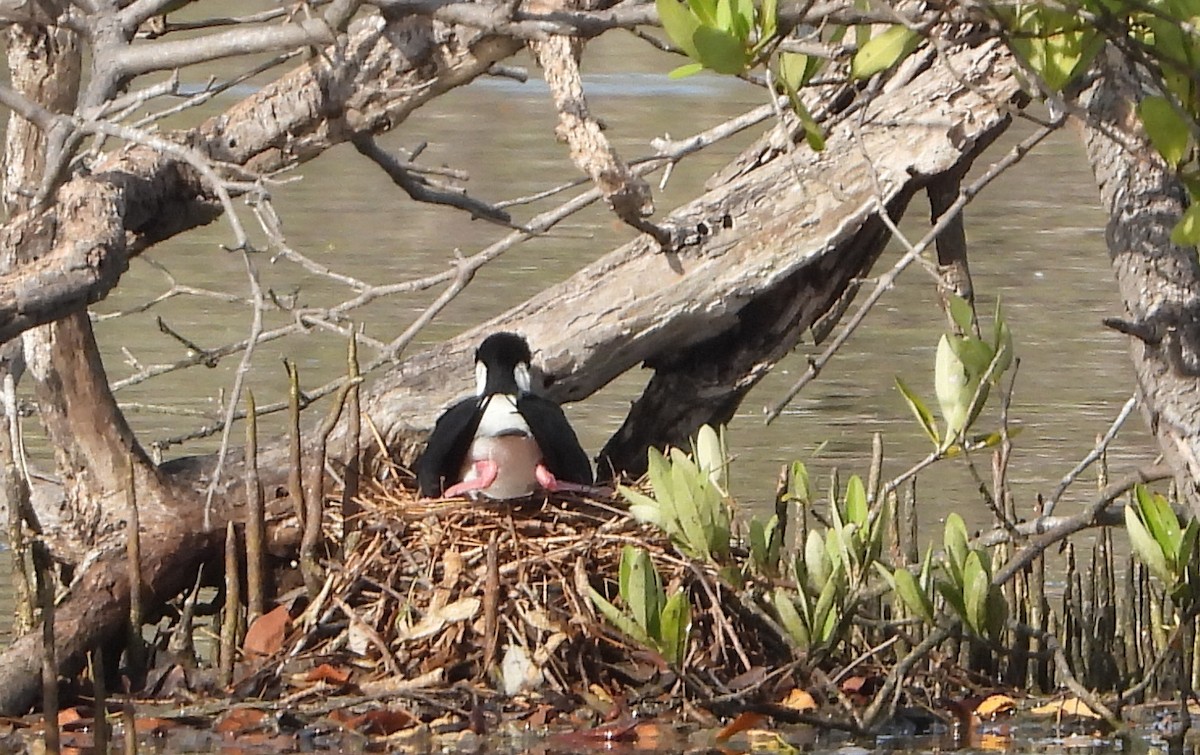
xmin=476 ymin=393 xmax=531 ymax=438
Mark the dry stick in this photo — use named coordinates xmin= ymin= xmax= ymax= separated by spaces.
xmin=220 ymin=522 xmax=241 ymax=687
xmin=203 ymin=249 xmax=266 ymax=531
xmin=244 ymin=391 xmax=265 ymax=622
xmin=765 ymin=124 xmax=1060 ymax=422
xmin=1 ymin=375 xmax=34 ymax=636
xmin=33 ymin=540 xmax=58 ymax=754
xmin=286 ymin=359 xmax=306 ymax=533
xmin=341 ymin=334 xmax=362 ymax=550
xmin=482 ymin=532 xmax=500 ymax=678
xmin=301 ymin=376 xmax=359 ymax=596
xmin=121 ymin=700 xmax=137 ymax=755
xmin=125 ymin=463 xmax=146 ymax=680
xmin=92 ymin=646 xmax=109 ymax=753
xmin=1044 ymin=394 xmax=1138 ymax=516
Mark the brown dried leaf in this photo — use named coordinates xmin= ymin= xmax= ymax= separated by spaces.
xmin=56 ymin=707 xmax=85 ymax=727
xmin=306 ymin=663 xmax=351 ymax=686
xmin=243 ymin=604 xmax=291 ymax=658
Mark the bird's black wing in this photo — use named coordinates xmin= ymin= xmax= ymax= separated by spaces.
xmin=518 ymin=395 xmax=594 ymax=485
xmin=416 ymin=397 xmax=483 ymax=496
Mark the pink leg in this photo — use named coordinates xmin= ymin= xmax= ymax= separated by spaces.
xmin=444 ymin=459 xmax=499 ymax=498
xmin=535 ymin=464 xmax=607 ymax=495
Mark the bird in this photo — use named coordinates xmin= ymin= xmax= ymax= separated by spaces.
xmin=416 ymin=332 xmax=594 ymax=499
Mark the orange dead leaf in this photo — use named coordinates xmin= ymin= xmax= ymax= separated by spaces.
xmin=781 ymin=688 xmax=818 ymax=712
xmin=306 ymin=663 xmax=351 ymax=686
xmin=57 ymin=707 xmax=85 ymax=727
xmin=974 ymin=693 xmax=1016 ymax=719
xmin=215 ymin=708 xmax=268 ymax=735
xmin=348 ymin=707 xmax=417 ymax=736
xmin=1030 ymin=697 xmax=1101 ymax=719
xmin=243 ymin=605 xmax=291 ymax=657
xmin=715 ymin=712 xmax=766 ymax=742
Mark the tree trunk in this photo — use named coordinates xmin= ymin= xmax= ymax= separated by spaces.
xmin=1080 ymin=49 xmax=1200 ymax=517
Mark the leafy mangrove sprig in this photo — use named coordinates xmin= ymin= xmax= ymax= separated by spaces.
xmin=587 ymin=545 xmax=691 ymax=666
xmin=1125 ymin=484 xmax=1200 ymax=613
xmin=621 ymin=424 xmax=732 ymax=563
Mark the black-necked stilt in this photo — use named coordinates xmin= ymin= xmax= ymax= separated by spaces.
xmin=416 ymin=332 xmax=594 ymax=499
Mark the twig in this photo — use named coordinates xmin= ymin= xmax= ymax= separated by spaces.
xmin=1045 ymin=394 xmax=1139 ymax=516
xmin=203 ymin=249 xmax=266 ymax=531
xmin=34 ymin=540 xmax=59 ymax=754
xmin=219 ymin=521 xmax=241 ymax=687
xmin=245 ymin=391 xmax=265 ymax=622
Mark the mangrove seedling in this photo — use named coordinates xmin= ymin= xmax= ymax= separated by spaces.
xmin=587 ymin=545 xmax=691 ymax=665
xmin=896 ymin=296 xmax=1014 ymax=453
xmin=622 ymin=424 xmax=732 ymax=562
xmin=1126 ymin=484 xmax=1200 ymax=612
xmin=932 ymin=513 xmax=1007 ymax=641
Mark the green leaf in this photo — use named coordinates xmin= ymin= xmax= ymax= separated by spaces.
xmin=621 ymin=485 xmax=664 ymax=527
xmin=985 ymin=585 xmax=1008 ymax=641
xmin=844 ymin=475 xmax=868 ymax=528
xmin=694 ymin=424 xmax=728 ymax=493
xmin=668 ymin=62 xmax=705 ymax=78
xmin=790 ymin=95 xmax=825 ymax=152
xmin=1126 ymin=503 xmax=1172 ymax=585
xmin=772 ymin=587 xmax=810 ymax=648
xmin=935 ymin=334 xmax=979 ymax=444
xmin=759 ymin=0 xmax=777 ymax=41
xmin=892 ymin=567 xmax=935 ymax=625
xmin=804 ymin=529 xmax=829 ymax=589
xmin=895 ymin=376 xmax=941 ymax=447
xmin=786 ymin=461 xmax=811 ymax=505
xmin=587 ymin=586 xmax=654 ymax=647
xmin=850 ymin=25 xmax=919 ymax=80
xmin=622 ymin=547 xmax=662 ymax=636
xmin=992 ymin=299 xmax=1014 ymax=375
xmin=1138 ymin=96 xmax=1190 ymax=168
xmin=811 ymin=575 xmax=840 ymax=643
xmin=944 ymin=513 xmax=969 ymax=584
xmin=694 ymin=25 xmax=749 ymax=75
xmin=963 ymin=551 xmax=989 ymax=636
xmin=1171 ymin=203 xmax=1200 ymax=246
xmin=659 ymin=591 xmax=691 ymax=665
xmin=935 ymin=577 xmax=968 ymax=624
xmin=656 ymin=0 xmax=702 ymax=59
xmin=669 ymin=449 xmax=710 ymax=559
xmin=777 ymin=51 xmax=808 ymax=91
xmin=947 ymin=295 xmax=975 ymax=334
xmin=1138 ymin=486 xmax=1182 ymax=563
xmin=686 ymin=0 xmax=717 ymax=27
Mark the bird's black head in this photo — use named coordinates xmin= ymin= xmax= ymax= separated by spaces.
xmin=474 ymin=332 xmax=533 ymax=396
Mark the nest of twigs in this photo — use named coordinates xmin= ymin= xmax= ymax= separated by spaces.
xmin=240 ymin=475 xmax=807 ymax=725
